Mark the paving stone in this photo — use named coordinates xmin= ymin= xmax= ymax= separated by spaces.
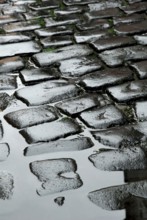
xmin=20 ymin=67 xmax=60 ymax=85
xmin=134 ymin=34 xmax=147 ymax=45
xmin=25 ymin=137 xmax=93 ymax=156
xmin=12 ymin=0 xmax=35 ymax=4
xmin=88 ymin=1 xmax=122 ymax=11
xmin=85 ymin=8 xmax=122 ymax=20
xmin=54 ymin=197 xmax=65 ymax=206
xmin=107 ymin=79 xmax=147 ymax=102
xmin=92 ymin=125 xmax=145 ymax=148
xmin=0 ymin=171 xmax=14 ymax=200
xmin=54 ymin=7 xmax=82 ymax=16
xmin=131 ymin=60 xmax=147 ymax=79
xmin=115 ymin=20 xmax=147 ymax=35
xmin=0 ymin=75 xmax=17 ymax=90
xmin=28 ymin=0 xmax=59 ymax=10
xmin=55 ymin=13 xmax=81 ymax=22
xmin=0 ymin=143 xmax=10 ymax=161
xmin=41 ymin=35 xmax=73 ymax=48
xmin=63 ymin=0 xmax=96 ymax=6
xmin=99 ymin=45 xmax=147 ymax=67
xmin=91 ymin=36 xmax=136 ymax=51
xmin=0 ymin=56 xmax=24 ymax=73
xmin=35 ymin=26 xmax=73 ymax=37
xmin=23 ymin=10 xmax=51 ymax=20
xmin=0 ymin=33 xmax=31 ymax=44
xmin=74 ymin=30 xmax=107 ymax=43
xmin=0 ymin=14 xmax=22 ymax=25
xmin=135 ymin=101 xmax=147 ymax=121
xmin=80 ymin=67 xmax=133 ymax=90
xmin=113 ymin=13 xmax=146 ymax=25
xmin=15 ymin=79 xmax=82 ymax=106
xmin=0 ymin=41 xmax=40 ymax=58
xmin=88 ymin=180 xmax=147 ymax=210
xmin=121 ymin=2 xmax=147 ymax=14
xmin=0 ymin=122 xmax=3 ymax=140
xmin=76 ymin=19 xmax=110 ymax=31
xmin=0 ymin=93 xmax=12 ymax=110
xmin=80 ymin=104 xmax=125 ymax=129
xmin=45 ymin=17 xmax=79 ymax=27
xmin=2 ymin=5 xmax=26 ymax=14
xmin=56 ymin=94 xmax=101 ymax=115
xmin=134 ymin=121 xmax=147 ymax=137
xmin=20 ymin=118 xmax=82 ymax=144
xmin=4 ymin=105 xmax=58 ymax=129
xmin=30 ymin=158 xmax=83 ymax=195
xmin=89 ymin=146 xmax=147 ymax=171
xmin=33 ymin=44 xmax=93 ymax=66
xmin=59 ymin=56 xmax=101 ymax=78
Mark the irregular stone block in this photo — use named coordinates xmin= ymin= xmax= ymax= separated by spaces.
xmin=0 ymin=93 xmax=12 ymax=110
xmin=30 ymin=158 xmax=83 ymax=195
xmin=59 ymin=56 xmax=101 ymax=78
xmin=74 ymin=30 xmax=107 ymax=43
xmin=88 ymin=1 xmax=122 ymax=11
xmin=85 ymin=8 xmax=121 ymax=20
xmin=0 ymin=14 xmax=21 ymax=25
xmin=0 ymin=171 xmax=14 ymax=200
xmin=80 ymin=67 xmax=133 ymax=89
xmin=15 ymin=80 xmax=82 ymax=106
xmin=28 ymin=0 xmax=59 ymax=10
xmin=131 ymin=60 xmax=147 ymax=79
xmin=0 ymin=75 xmax=17 ymax=90
xmin=35 ymin=26 xmax=73 ymax=37
xmin=20 ymin=118 xmax=82 ymax=144
xmin=0 ymin=143 xmax=10 ymax=161
xmin=135 ymin=101 xmax=147 ymax=121
xmin=113 ymin=13 xmax=146 ymax=25
xmin=121 ymin=2 xmax=147 ymax=14
xmin=41 ymin=35 xmax=73 ymax=48
xmin=134 ymin=34 xmax=147 ymax=45
xmin=33 ymin=44 xmax=93 ymax=66
xmin=107 ymin=80 xmax=147 ymax=102
xmin=80 ymin=104 xmax=125 ymax=129
xmin=4 ymin=105 xmax=58 ymax=129
xmin=0 ymin=56 xmax=24 ymax=73
xmin=2 ymin=5 xmax=26 ymax=14
xmin=24 ymin=137 xmax=93 ymax=156
xmin=45 ymin=17 xmax=79 ymax=27
xmin=76 ymin=19 xmax=110 ymax=31
xmin=0 ymin=33 xmax=31 ymax=44
xmin=63 ymin=0 xmax=96 ymax=5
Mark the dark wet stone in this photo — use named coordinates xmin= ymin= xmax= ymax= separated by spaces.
xmin=35 ymin=26 xmax=73 ymax=37
xmin=55 ymin=13 xmax=80 ymax=22
xmin=59 ymin=56 xmax=101 ymax=78
xmin=89 ymin=146 xmax=147 ymax=171
xmin=91 ymin=36 xmax=136 ymax=51
xmin=76 ymin=19 xmax=110 ymax=31
xmin=63 ymin=0 xmax=96 ymax=5
xmin=20 ymin=118 xmax=82 ymax=144
xmin=0 ymin=33 xmax=31 ymax=44
xmin=20 ymin=67 xmax=60 ymax=85
xmin=92 ymin=125 xmax=145 ymax=148
xmin=15 ymin=80 xmax=82 ymax=106
xmin=0 ymin=56 xmax=24 ymax=73
xmin=0 ymin=171 xmax=14 ymax=200
xmin=41 ymin=35 xmax=73 ymax=48
xmin=45 ymin=17 xmax=78 ymax=27
xmin=56 ymin=94 xmax=101 ymax=115
xmin=28 ymin=0 xmax=59 ymax=10
xmin=107 ymin=80 xmax=147 ymax=102
xmin=121 ymin=2 xmax=147 ymax=14
xmin=0 ymin=143 xmax=10 ymax=161
xmin=135 ymin=101 xmax=147 ymax=121
xmin=4 ymin=105 xmax=58 ymax=129
xmin=131 ymin=60 xmax=147 ymax=79
xmin=0 ymin=41 xmax=40 ymax=58
xmin=85 ymin=8 xmax=121 ymax=20
xmin=54 ymin=197 xmax=65 ymax=206
xmin=113 ymin=13 xmax=146 ymax=25
xmin=115 ymin=20 xmax=147 ymax=35
xmin=23 ymin=10 xmax=51 ymax=20
xmin=80 ymin=67 xmax=133 ymax=90
xmin=74 ymin=30 xmax=107 ymax=43
xmin=88 ymin=180 xmax=147 ymax=210
xmin=0 ymin=75 xmax=17 ymax=90
xmin=80 ymin=104 xmax=125 ymax=129
xmin=30 ymin=158 xmax=83 ymax=195
xmin=99 ymin=45 xmax=147 ymax=67
xmin=2 ymin=5 xmax=26 ymax=14
xmin=0 ymin=93 xmax=12 ymax=111
xmin=25 ymin=137 xmax=93 ymax=156
xmin=134 ymin=34 xmax=147 ymax=45
xmin=33 ymin=44 xmax=93 ymax=66
xmin=88 ymin=1 xmax=122 ymax=11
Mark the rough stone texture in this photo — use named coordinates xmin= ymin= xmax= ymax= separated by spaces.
xmin=0 ymin=56 xmax=24 ymax=73
xmin=0 ymin=33 xmax=31 ymax=44
xmin=4 ymin=105 xmax=58 ymax=129
xmin=0 ymin=75 xmax=17 ymax=90
xmin=28 ymin=0 xmax=59 ymax=10
xmin=113 ymin=13 xmax=146 ymax=25
xmin=80 ymin=104 xmax=125 ymax=129
xmin=35 ymin=26 xmax=73 ymax=37
xmin=85 ymin=8 xmax=121 ymax=20
xmin=20 ymin=118 xmax=82 ymax=144
xmin=135 ymin=101 xmax=147 ymax=121
xmin=121 ymin=2 xmax=147 ymax=14
xmin=88 ymin=1 xmax=122 ymax=11
xmin=30 ymin=158 xmax=83 ymax=195
xmin=0 ymin=143 xmax=10 ymax=161
xmin=41 ymin=35 xmax=73 ymax=48
xmin=24 ymin=137 xmax=93 ymax=156
xmin=131 ymin=60 xmax=147 ymax=79
xmin=0 ymin=93 xmax=12 ymax=111
xmin=74 ymin=30 xmax=107 ymax=43
xmin=0 ymin=171 xmax=14 ymax=200
xmin=45 ymin=17 xmax=79 ymax=27
xmin=77 ymin=19 xmax=110 ymax=31
xmin=134 ymin=34 xmax=147 ymax=45
xmin=54 ymin=197 xmax=65 ymax=206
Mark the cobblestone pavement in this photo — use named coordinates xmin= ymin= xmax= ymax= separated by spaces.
xmin=0 ymin=0 xmax=147 ymax=219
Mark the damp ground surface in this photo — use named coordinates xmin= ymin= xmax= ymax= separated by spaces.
xmin=0 ymin=0 xmax=147 ymax=219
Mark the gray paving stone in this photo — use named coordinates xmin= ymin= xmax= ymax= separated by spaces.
xmin=88 ymin=1 xmax=122 ymax=11
xmin=0 ymin=33 xmax=31 ymax=44
xmin=0 ymin=14 xmax=22 ymax=25
xmin=4 ymin=105 xmax=58 ymax=129
xmin=134 ymin=34 xmax=147 ymax=45
xmin=121 ymin=2 xmax=147 ymax=14
xmin=88 ymin=180 xmax=147 ymax=210
xmin=2 ymin=5 xmax=26 ymax=14
xmin=45 ymin=17 xmax=79 ymax=27
xmin=0 ymin=143 xmax=10 ymax=161
xmin=0 ymin=41 xmax=40 ymax=58
xmin=23 ymin=10 xmax=51 ymax=20
xmin=0 ymin=93 xmax=12 ymax=110
xmin=41 ymin=35 xmax=73 ymax=48
xmin=91 ymin=36 xmax=136 ymax=51
xmin=115 ymin=20 xmax=147 ymax=35
xmin=85 ymin=8 xmax=121 ymax=20
xmin=0 ymin=75 xmax=17 ymax=90
xmin=80 ymin=67 xmax=133 ymax=89
xmin=74 ymin=30 xmax=107 ymax=43
xmin=20 ymin=67 xmax=60 ymax=85
xmin=30 ymin=158 xmax=83 ymax=195
xmin=113 ymin=13 xmax=146 ymax=25
xmin=15 ymin=79 xmax=82 ymax=106
xmin=76 ymin=19 xmax=110 ymax=31
xmin=107 ymin=80 xmax=147 ymax=102
xmin=56 ymin=94 xmax=101 ymax=115
xmin=89 ymin=146 xmax=147 ymax=171
xmin=25 ymin=137 xmax=93 ymax=156
xmin=33 ymin=44 xmax=93 ymax=66
xmin=0 ymin=56 xmax=24 ymax=73
xmin=63 ymin=0 xmax=96 ymax=5
xmin=135 ymin=101 xmax=147 ymax=121
xmin=35 ymin=26 xmax=73 ymax=37
xmin=28 ymin=0 xmax=59 ymax=10
xmin=80 ymin=104 xmax=125 ymax=129
xmin=20 ymin=118 xmax=82 ymax=143
xmin=54 ymin=7 xmax=82 ymax=16
xmin=92 ymin=125 xmax=145 ymax=148
xmin=59 ymin=56 xmax=101 ymax=78
xmin=99 ymin=45 xmax=147 ymax=67
xmin=131 ymin=60 xmax=147 ymax=79
xmin=0 ymin=171 xmax=14 ymax=199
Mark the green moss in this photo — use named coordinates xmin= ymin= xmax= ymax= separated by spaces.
xmin=37 ymin=17 xmax=45 ymax=28
xmin=0 ymin=28 xmax=6 ymax=34
xmin=108 ymin=18 xmax=113 ymax=26
xmin=107 ymin=28 xmax=116 ymax=35
xmin=50 ymin=9 xmax=56 ymax=18
xmin=43 ymin=47 xmax=56 ymax=52
xmin=121 ymin=0 xmax=129 ymax=6
xmin=59 ymin=2 xmax=66 ymax=10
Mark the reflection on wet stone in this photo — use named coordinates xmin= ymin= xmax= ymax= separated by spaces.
xmin=30 ymin=158 xmax=83 ymax=195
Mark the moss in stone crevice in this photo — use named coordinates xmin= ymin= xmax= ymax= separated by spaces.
xmin=0 ymin=28 xmax=6 ymax=34
xmin=36 ymin=17 xmax=46 ymax=28
xmin=107 ymin=27 xmax=116 ymax=35
xmin=43 ymin=47 xmax=56 ymax=52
